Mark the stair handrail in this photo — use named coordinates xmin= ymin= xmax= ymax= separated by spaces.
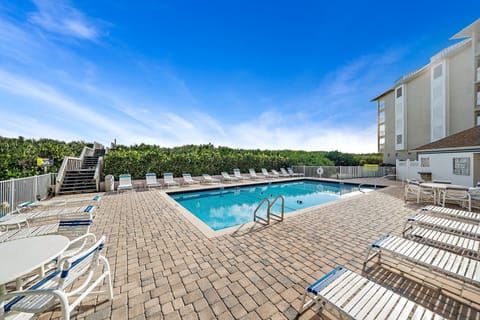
xmin=268 ymin=195 xmax=285 ymax=222
xmin=254 ymin=198 xmax=271 ymax=225
xmin=55 ymin=156 xmax=83 ymax=194
xmin=79 ymin=146 xmax=95 ymax=160
xmin=94 ymin=156 xmax=104 ymax=191
xmin=93 ymin=141 xmax=104 ymax=150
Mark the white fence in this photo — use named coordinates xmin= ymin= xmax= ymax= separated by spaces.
xmin=292 ymin=166 xmax=395 ymax=179
xmin=395 ymin=160 xmax=421 ymax=182
xmin=0 ymin=173 xmax=55 ymax=216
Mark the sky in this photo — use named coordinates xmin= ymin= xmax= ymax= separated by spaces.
xmin=0 ymin=1 xmax=479 ymax=153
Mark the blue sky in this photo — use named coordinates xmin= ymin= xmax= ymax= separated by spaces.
xmin=0 ymin=1 xmax=478 ymax=152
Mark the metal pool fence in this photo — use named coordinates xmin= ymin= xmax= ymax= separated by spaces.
xmin=0 ymin=173 xmax=56 ymax=216
xmin=291 ymin=166 xmax=395 ymax=180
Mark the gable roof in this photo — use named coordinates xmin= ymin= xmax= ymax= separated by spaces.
xmin=414 ymin=126 xmax=480 ymax=152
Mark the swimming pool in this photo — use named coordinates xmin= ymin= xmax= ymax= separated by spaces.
xmin=169 ymin=180 xmax=374 ymax=231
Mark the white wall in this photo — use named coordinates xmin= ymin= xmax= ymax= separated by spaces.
xmin=396 ymin=159 xmax=421 ymax=181
xmin=418 ymin=152 xmax=475 ymax=186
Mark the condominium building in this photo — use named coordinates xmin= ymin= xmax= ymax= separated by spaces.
xmin=372 ymin=19 xmax=480 ymax=165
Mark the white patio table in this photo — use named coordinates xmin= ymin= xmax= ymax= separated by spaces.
xmin=420 ymin=182 xmax=469 ymax=205
xmin=0 ymin=235 xmax=69 ymax=296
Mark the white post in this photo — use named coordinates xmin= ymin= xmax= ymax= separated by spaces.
xmin=34 ymin=175 xmax=38 ymax=201
xmin=10 ymin=178 xmax=14 ymax=213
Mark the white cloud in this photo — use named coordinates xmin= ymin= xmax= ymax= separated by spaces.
xmin=28 ymin=0 xmax=103 ymax=41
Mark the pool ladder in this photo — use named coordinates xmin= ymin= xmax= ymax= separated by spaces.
xmin=253 ymin=195 xmax=285 ymax=225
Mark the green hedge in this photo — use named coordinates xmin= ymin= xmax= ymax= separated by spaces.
xmin=104 ymin=144 xmax=291 ymax=178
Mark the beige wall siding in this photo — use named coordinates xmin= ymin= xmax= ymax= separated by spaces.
xmin=405 ymin=71 xmax=431 ymax=149
xmin=448 ymin=45 xmax=474 ymax=134
xmin=381 ymin=92 xmax=396 ymax=164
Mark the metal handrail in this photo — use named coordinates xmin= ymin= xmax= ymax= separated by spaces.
xmin=55 ymin=156 xmax=82 ymax=194
xmin=254 ymin=198 xmax=271 ymax=225
xmin=269 ymin=195 xmax=285 ymax=222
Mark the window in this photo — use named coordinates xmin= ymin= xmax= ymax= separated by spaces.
xmin=379 ymin=100 xmax=385 ymax=111
xmin=396 ymin=134 xmax=402 ymax=144
xmin=379 ymin=124 xmax=385 ymax=137
xmin=421 ymin=157 xmax=430 ymax=167
xmin=379 ymin=111 xmax=385 ymax=123
xmin=396 ymin=87 xmax=402 ymax=98
xmin=453 ymin=158 xmax=470 ymax=176
xmin=433 ymin=65 xmax=443 ymax=79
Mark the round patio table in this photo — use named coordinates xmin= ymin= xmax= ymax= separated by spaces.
xmin=0 ymin=235 xmax=69 ymax=294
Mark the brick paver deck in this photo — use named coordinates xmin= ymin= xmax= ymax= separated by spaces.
xmin=37 ymin=179 xmax=480 ymax=320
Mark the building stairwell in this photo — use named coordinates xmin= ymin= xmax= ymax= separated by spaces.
xmin=57 ymin=146 xmax=105 ymax=195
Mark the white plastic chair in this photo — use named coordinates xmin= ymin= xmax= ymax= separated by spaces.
xmin=202 ymin=174 xmax=220 ymax=184
xmin=233 ymin=169 xmax=248 ymax=180
xmin=1 ymin=236 xmax=113 ymax=320
xmin=182 ymin=174 xmax=200 ymax=185
xmin=145 ymin=173 xmax=161 ymax=188
xmin=248 ymin=169 xmax=265 ymax=179
xmin=163 ymin=173 xmax=180 ymax=188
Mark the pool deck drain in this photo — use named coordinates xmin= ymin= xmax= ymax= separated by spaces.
xmin=37 ymin=178 xmax=480 ymax=320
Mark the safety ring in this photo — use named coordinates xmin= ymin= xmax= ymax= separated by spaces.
xmin=316 ymin=167 xmax=324 ymax=176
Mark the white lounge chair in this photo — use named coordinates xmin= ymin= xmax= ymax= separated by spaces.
xmin=221 ymin=172 xmax=238 ymax=183
xmin=287 ymin=167 xmax=304 ymax=177
xmin=17 ymin=195 xmax=101 ymax=212
xmin=248 ymin=169 xmax=265 ymax=179
xmin=145 ymin=173 xmax=161 ymax=188
xmin=422 ymin=205 xmax=480 ymax=223
xmin=233 ymin=169 xmax=249 ymax=180
xmin=364 ymin=234 xmax=480 ymax=287
xmin=163 ymin=173 xmax=180 ymax=188
xmin=182 ymin=173 xmax=200 ymax=185
xmin=202 ymin=174 xmax=220 ymax=184
xmin=272 ymin=169 xmax=288 ymax=177
xmin=280 ymin=168 xmax=293 ymax=177
xmin=440 ymin=186 xmax=471 ymax=211
xmin=299 ymin=266 xmax=445 ymax=318
xmin=117 ymin=174 xmax=133 ymax=193
xmin=403 ymin=213 xmax=480 ymax=239
xmin=1 ymin=236 xmax=113 ymax=320
xmin=261 ymin=168 xmax=276 ymax=179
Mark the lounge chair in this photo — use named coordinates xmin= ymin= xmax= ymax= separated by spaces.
xmin=117 ymin=174 xmax=133 ymax=193
xmin=402 ymin=213 xmax=480 ymax=239
xmin=261 ymin=168 xmax=276 ymax=179
xmin=299 ymin=266 xmax=444 ymax=318
xmin=202 ymin=174 xmax=220 ymax=184
xmin=280 ymin=168 xmax=292 ymax=177
xmin=182 ymin=173 xmax=200 ymax=185
xmin=273 ymin=169 xmax=289 ymax=177
xmin=163 ymin=173 xmax=180 ymax=188
xmin=440 ymin=186 xmax=471 ymax=211
xmin=248 ymin=169 xmax=265 ymax=179
xmin=287 ymin=167 xmax=304 ymax=177
xmin=364 ymin=234 xmax=480 ymax=287
xmin=233 ymin=169 xmax=249 ymax=180
xmin=404 ymin=225 xmax=480 ymax=257
xmin=422 ymin=205 xmax=480 ymax=223
xmin=145 ymin=173 xmax=161 ymax=188
xmin=17 ymin=195 xmax=101 ymax=212
xmin=221 ymin=172 xmax=238 ymax=183
xmin=1 ymin=236 xmax=113 ymax=320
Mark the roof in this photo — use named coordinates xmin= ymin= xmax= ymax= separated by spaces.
xmin=370 ymin=88 xmax=394 ymax=102
xmin=414 ymin=126 xmax=480 ymax=152
xmin=451 ymin=19 xmax=480 ymax=39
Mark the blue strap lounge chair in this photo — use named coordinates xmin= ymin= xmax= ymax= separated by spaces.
xmin=163 ymin=173 xmax=180 ymax=188
xmin=145 ymin=173 xmax=161 ymax=188
xmin=117 ymin=174 xmax=133 ymax=193
xmin=300 ymin=266 xmax=445 ymax=318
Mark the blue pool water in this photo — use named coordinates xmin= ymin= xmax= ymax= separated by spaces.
xmin=170 ymin=180 xmax=373 ymax=231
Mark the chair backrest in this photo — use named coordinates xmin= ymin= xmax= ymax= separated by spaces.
xmin=221 ymin=172 xmax=230 ymax=178
xmin=203 ymin=174 xmax=211 ymax=179
xmin=445 ymin=186 xmax=470 ymax=198
xmin=249 ymin=169 xmax=257 ymax=176
xmin=58 ymin=236 xmax=106 ymax=290
xmin=233 ymin=169 xmax=242 ymax=176
xmin=164 ymin=173 xmax=174 ymax=182
xmin=58 ymin=212 xmax=93 ymax=240
xmin=183 ymin=173 xmax=193 ymax=182
xmin=146 ymin=173 xmax=157 ymax=184
xmin=119 ymin=174 xmax=132 ymax=186
xmin=261 ymin=168 xmax=269 ymax=175
xmin=271 ymin=170 xmax=280 ymax=175
xmin=287 ymin=168 xmax=294 ymax=174
xmin=280 ymin=168 xmax=288 ymax=175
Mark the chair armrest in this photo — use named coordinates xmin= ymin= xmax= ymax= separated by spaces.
xmin=68 ymin=232 xmax=97 ymax=247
